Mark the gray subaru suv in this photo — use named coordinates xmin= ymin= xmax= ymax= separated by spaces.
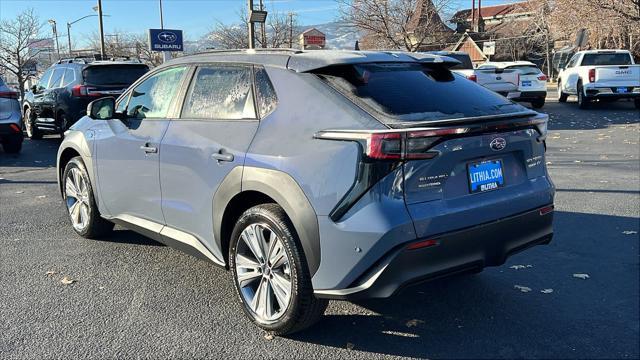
xmin=56 ymin=50 xmax=554 ymax=335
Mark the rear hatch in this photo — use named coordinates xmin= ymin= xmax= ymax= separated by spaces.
xmin=82 ymin=63 xmax=149 ymax=96
xmin=508 ymin=65 xmax=547 ymax=92
xmin=476 ymin=68 xmax=520 ymax=95
xmin=313 ymin=62 xmax=552 ymax=238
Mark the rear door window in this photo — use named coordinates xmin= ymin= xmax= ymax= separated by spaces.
xmin=83 ymin=64 xmax=149 ymax=86
xmin=581 ymin=53 xmax=632 ymax=66
xmin=62 ymin=68 xmax=76 ymax=87
xmin=181 ymin=65 xmax=256 ymax=120
xmin=316 ymin=63 xmax=524 ymax=124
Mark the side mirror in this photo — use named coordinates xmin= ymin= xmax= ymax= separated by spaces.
xmin=30 ymin=85 xmax=37 ymax=93
xmin=87 ymin=97 xmax=116 ymax=120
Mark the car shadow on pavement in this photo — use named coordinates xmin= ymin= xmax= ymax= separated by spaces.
xmin=290 ymin=210 xmax=640 ymax=358
xmin=0 ymin=136 xmax=60 ymax=168
xmin=97 ymin=229 xmax=165 ymax=247
xmin=544 ymin=100 xmax=639 ymax=131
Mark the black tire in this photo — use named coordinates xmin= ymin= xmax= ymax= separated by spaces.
xmin=62 ymin=157 xmax=114 ymax=239
xmin=635 ymin=99 xmax=640 ymax=109
xmin=531 ymin=98 xmax=545 ymax=109
xmin=24 ymin=107 xmax=43 ymax=140
xmin=557 ymin=81 xmax=568 ymax=103
xmin=57 ymin=112 xmax=70 ymax=139
xmin=577 ymin=83 xmax=590 ymax=109
xmin=229 ymin=203 xmax=328 ymax=335
xmin=1 ymin=134 xmax=23 ymax=154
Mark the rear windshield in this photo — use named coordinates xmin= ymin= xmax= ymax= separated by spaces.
xmin=444 ymin=54 xmax=473 ymax=70
xmin=506 ymin=65 xmax=541 ymax=75
xmin=581 ymin=53 xmax=632 ymax=66
xmin=83 ymin=64 xmax=149 ymax=86
xmin=316 ymin=63 xmax=524 ymax=123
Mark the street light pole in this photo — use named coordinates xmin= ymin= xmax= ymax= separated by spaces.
xmin=67 ymin=22 xmax=72 ymax=56
xmin=48 ymin=20 xmax=60 ymax=60
xmin=97 ymin=0 xmax=106 ymax=59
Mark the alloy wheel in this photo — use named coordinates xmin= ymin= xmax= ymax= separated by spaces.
xmin=25 ymin=109 xmax=34 ymax=137
xmin=235 ymin=223 xmax=292 ymax=323
xmin=65 ymin=167 xmax=91 ymax=232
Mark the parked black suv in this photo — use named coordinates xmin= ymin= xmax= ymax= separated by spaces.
xmin=23 ymin=58 xmax=149 ymax=139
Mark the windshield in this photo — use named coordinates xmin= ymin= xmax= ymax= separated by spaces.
xmin=316 ymin=63 xmax=525 ymax=124
xmin=581 ymin=53 xmax=632 ymax=66
xmin=83 ymin=64 xmax=149 ymax=86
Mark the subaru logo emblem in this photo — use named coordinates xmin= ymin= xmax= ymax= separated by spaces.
xmin=490 ymin=137 xmax=507 ymax=151
xmin=496 ymin=76 xmax=502 ymax=80
xmin=158 ymin=31 xmax=177 ymax=43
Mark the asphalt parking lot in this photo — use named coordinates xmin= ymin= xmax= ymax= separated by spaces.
xmin=1 ymin=91 xmax=638 ymax=359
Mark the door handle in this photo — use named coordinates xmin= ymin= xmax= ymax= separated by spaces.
xmin=211 ymin=149 xmax=234 ymax=162
xmin=140 ymin=143 xmax=158 ymax=154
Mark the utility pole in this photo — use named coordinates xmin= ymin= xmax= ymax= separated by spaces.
xmin=48 ymin=20 xmax=60 ymax=60
xmin=67 ymin=23 xmax=72 ymax=56
xmin=471 ymin=0 xmax=476 ymax=32
xmin=259 ymin=0 xmax=266 ymax=48
xmin=288 ymin=12 xmax=294 ymax=48
xmin=97 ymin=0 xmax=106 ymax=59
xmin=477 ymin=0 xmax=483 ymax=32
xmin=248 ymin=0 xmax=256 ymax=49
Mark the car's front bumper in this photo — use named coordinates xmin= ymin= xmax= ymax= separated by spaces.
xmin=315 ymin=206 xmax=554 ymax=300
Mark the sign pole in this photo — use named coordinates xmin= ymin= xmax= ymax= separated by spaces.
xmin=98 ymin=0 xmax=106 ymax=59
xmin=159 ymin=0 xmax=171 ymax=62
xmin=248 ymin=0 xmax=255 ymax=49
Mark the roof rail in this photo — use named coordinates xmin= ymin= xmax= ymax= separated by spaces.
xmin=192 ymin=48 xmax=304 ymax=56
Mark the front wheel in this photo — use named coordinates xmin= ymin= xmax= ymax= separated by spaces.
xmin=229 ymin=203 xmax=328 ymax=335
xmin=24 ymin=108 xmax=43 ymax=140
xmin=63 ymin=157 xmax=114 ymax=238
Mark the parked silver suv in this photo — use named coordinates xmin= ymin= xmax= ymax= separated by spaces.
xmin=57 ymin=49 xmax=554 ymax=334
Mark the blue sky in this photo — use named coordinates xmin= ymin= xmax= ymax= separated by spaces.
xmin=0 ymin=0 xmax=513 ymax=46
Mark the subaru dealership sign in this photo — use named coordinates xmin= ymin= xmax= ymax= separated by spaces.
xmin=149 ymin=29 xmax=183 ymax=52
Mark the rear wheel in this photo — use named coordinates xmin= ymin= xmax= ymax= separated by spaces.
xmin=229 ymin=203 xmax=327 ymax=335
xmin=63 ymin=157 xmax=114 ymax=238
xmin=531 ymin=98 xmax=545 ymax=109
xmin=557 ymin=81 xmax=568 ymax=103
xmin=1 ymin=134 xmax=23 ymax=154
xmin=577 ymin=83 xmax=590 ymax=109
xmin=24 ymin=108 xmax=43 ymax=140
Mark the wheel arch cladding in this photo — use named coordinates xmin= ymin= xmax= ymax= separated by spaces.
xmin=213 ymin=166 xmax=321 ymax=276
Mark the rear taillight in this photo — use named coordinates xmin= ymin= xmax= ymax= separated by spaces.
xmin=0 ymin=91 xmax=19 ymax=99
xmin=315 ymin=113 xmax=549 ymax=160
xmin=407 ymin=238 xmax=438 ymax=250
xmin=539 ymin=205 xmax=554 ymax=215
xmin=9 ymin=123 xmax=21 ymax=133
xmin=467 ymin=74 xmax=477 ymax=82
xmin=537 ymin=74 xmax=548 ymax=81
xmin=588 ymin=69 xmax=596 ymax=83
xmin=72 ymin=85 xmax=101 ymax=97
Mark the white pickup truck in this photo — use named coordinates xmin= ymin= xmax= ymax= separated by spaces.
xmin=557 ymin=50 xmax=640 ymax=109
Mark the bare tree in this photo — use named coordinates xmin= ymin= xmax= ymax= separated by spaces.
xmin=0 ymin=9 xmax=45 ymax=99
xmin=337 ymin=0 xmax=453 ymax=52
xmin=206 ymin=7 xmax=300 ymax=49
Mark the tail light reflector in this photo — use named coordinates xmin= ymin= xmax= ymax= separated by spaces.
xmin=407 ymin=239 xmax=438 ymax=250
xmin=588 ymin=69 xmax=596 ymax=83
xmin=537 ymin=74 xmax=548 ymax=81
xmin=9 ymin=123 xmax=21 ymax=133
xmin=539 ymin=205 xmax=554 ymax=215
xmin=467 ymin=74 xmax=477 ymax=82
xmin=0 ymin=91 xmax=19 ymax=99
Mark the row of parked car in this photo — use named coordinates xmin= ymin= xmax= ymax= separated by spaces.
xmin=430 ymin=49 xmax=640 ymax=111
xmin=0 ymin=57 xmax=149 ymax=154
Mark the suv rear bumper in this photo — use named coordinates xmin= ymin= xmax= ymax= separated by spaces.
xmin=315 ymin=206 xmax=553 ymax=300
xmin=513 ymin=90 xmax=546 ymax=101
